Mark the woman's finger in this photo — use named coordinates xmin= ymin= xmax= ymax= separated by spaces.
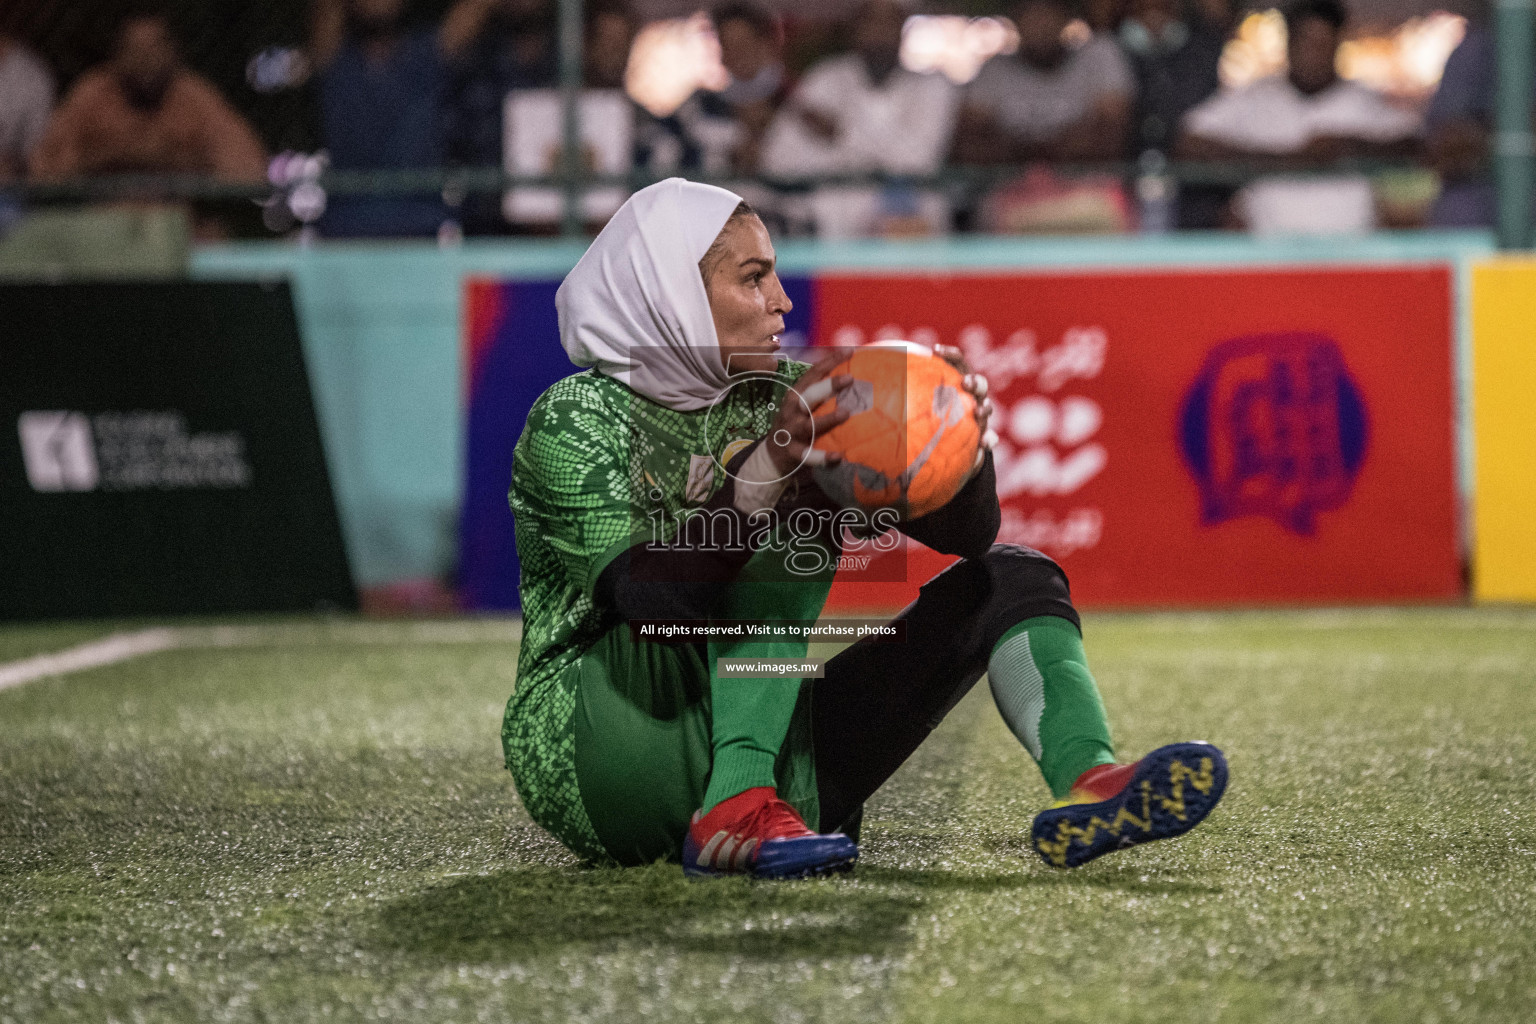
xmin=794 ymin=351 xmax=851 ymax=391
xmin=935 ymin=344 xmax=970 ymax=377
xmin=786 ymin=371 xmax=851 ymax=429
xmin=798 ymin=374 xmax=840 ymax=411
xmin=975 ymin=396 xmax=994 ymax=430
xmin=801 ymin=446 xmax=833 ymax=468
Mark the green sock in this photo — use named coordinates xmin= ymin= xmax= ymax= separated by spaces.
xmin=987 ymin=615 xmax=1117 ymax=799
xmin=700 ymin=526 xmax=838 ymax=815
xmin=701 ymin=668 xmax=798 ymax=814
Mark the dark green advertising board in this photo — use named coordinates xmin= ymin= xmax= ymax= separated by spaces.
xmin=1 ymin=282 xmax=355 ymax=618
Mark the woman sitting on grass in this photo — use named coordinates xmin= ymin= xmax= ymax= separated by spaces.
xmin=501 ymin=177 xmax=1228 ymax=878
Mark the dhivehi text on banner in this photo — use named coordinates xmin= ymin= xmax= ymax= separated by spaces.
xmin=812 ymin=267 xmax=1460 ymax=608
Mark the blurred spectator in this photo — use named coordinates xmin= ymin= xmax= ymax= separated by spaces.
xmin=759 ymin=0 xmax=958 ymax=238
xmin=446 ymin=1 xmax=558 ymax=170
xmin=500 ymin=1 xmax=639 ymax=231
xmin=445 ymin=0 xmax=559 ymax=233
xmin=446 ymin=0 xmax=642 ymax=233
xmin=1119 ymin=0 xmax=1230 ymax=228
xmin=953 ymin=0 xmax=1134 ymax=164
xmin=953 ymin=0 xmax=1135 ymax=233
xmin=0 ymin=35 xmax=54 ymax=182
xmin=1179 ymin=0 xmax=1418 ymax=235
xmin=584 ymin=0 xmax=636 ymax=90
xmin=1120 ymin=0 xmax=1227 ymax=156
xmin=1422 ymin=24 xmax=1499 ymax=228
xmin=30 ymin=10 xmax=266 ymax=182
xmin=1084 ymin=0 xmax=1128 ymax=35
xmin=310 ymin=0 xmax=503 ymax=237
xmin=664 ymin=3 xmax=789 ymax=174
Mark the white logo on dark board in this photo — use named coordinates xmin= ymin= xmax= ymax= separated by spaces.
xmin=17 ymin=411 xmax=100 ymax=492
xmin=17 ymin=411 xmax=252 ymax=493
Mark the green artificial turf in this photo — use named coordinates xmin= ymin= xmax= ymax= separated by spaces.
xmin=2 ymin=609 xmax=1534 ymax=1023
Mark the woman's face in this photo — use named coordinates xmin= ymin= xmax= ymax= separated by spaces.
xmin=703 ymin=214 xmax=792 ymax=376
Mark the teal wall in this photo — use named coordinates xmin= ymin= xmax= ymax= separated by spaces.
xmin=190 ymin=231 xmax=1494 ymax=588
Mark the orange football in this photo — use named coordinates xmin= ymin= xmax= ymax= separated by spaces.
xmin=810 ymin=341 xmax=980 ymax=519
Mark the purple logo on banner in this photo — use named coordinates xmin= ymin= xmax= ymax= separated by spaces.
xmin=1178 ymin=333 xmax=1369 ymax=536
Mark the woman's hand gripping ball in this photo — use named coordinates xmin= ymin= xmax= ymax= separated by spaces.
xmin=764 ymin=351 xmax=855 ymax=478
xmin=932 ymin=344 xmax=999 ymax=482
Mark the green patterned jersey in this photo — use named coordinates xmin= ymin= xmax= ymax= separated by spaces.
xmin=502 ymin=364 xmax=805 ymax=858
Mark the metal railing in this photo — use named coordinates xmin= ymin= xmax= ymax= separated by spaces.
xmin=1495 ymin=0 xmax=1536 ymax=248
xmin=6 ymin=158 xmax=1452 ymax=206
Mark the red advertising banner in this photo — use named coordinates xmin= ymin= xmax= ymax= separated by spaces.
xmin=814 ymin=267 xmax=1460 ymax=608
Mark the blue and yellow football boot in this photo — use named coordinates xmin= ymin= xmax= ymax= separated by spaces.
xmin=1031 ymin=741 xmax=1229 ymax=869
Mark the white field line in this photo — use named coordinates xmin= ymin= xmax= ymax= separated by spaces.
xmin=0 ymin=628 xmax=181 ymax=691
xmin=0 ymin=618 xmax=523 ymax=691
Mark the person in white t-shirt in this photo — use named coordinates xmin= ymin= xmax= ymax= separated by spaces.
xmin=758 ymin=0 xmax=958 ymax=238
xmin=953 ymin=0 xmax=1135 ymax=164
xmin=1177 ymin=0 xmax=1418 ymax=235
xmin=0 ymin=36 xmax=54 ymax=182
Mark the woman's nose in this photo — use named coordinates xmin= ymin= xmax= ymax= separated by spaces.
xmin=769 ymin=275 xmax=792 ymax=315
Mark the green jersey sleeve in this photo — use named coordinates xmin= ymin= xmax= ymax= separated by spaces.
xmin=510 ymin=379 xmax=643 ymax=599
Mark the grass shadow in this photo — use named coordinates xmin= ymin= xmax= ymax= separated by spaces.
xmin=857 ymin=866 xmax=1038 ymax=894
xmin=859 ymin=864 xmax=1221 ymax=898
xmin=374 ymin=863 xmax=921 ymax=960
xmin=1018 ymin=866 xmax=1226 ymax=896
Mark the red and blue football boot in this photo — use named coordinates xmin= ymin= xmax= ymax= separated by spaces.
xmin=1030 ymin=741 xmax=1229 ymax=869
xmin=683 ymin=787 xmax=859 ymax=879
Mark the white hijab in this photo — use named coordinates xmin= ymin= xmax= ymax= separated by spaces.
xmin=556 ymin=177 xmax=745 ymax=411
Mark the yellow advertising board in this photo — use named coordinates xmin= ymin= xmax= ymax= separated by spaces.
xmin=1471 ymin=260 xmax=1536 ymax=601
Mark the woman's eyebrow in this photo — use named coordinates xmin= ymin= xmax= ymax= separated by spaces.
xmin=738 ymin=256 xmax=774 ymax=274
